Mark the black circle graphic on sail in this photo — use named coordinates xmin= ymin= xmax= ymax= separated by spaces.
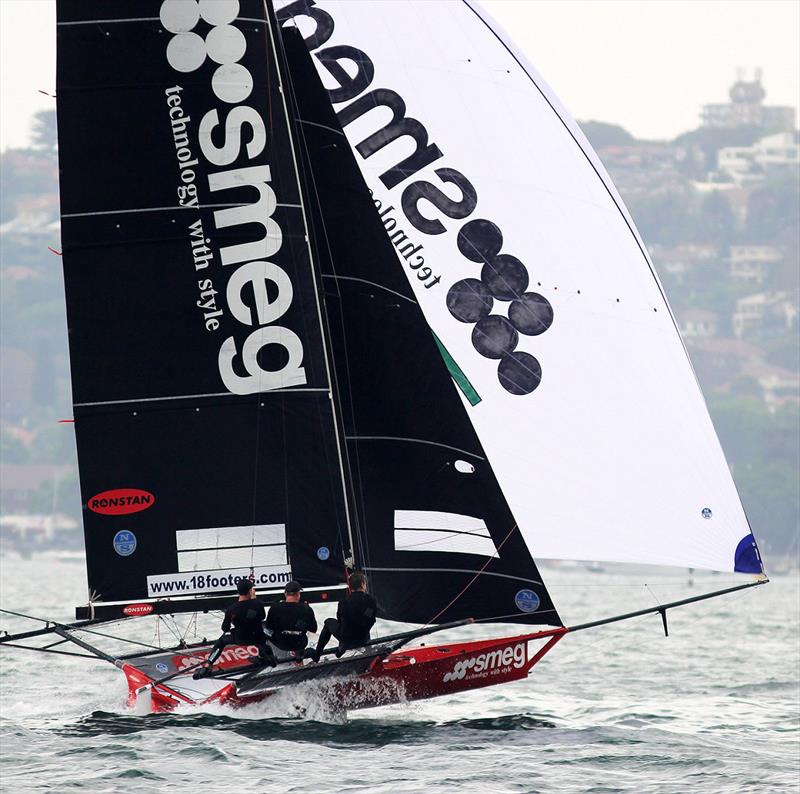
xmin=447 ymin=278 xmax=494 ymax=323
xmin=508 ymin=292 xmax=554 ymax=336
xmin=498 ymin=351 xmax=542 ymax=395
xmin=472 ymin=315 xmax=519 ymax=359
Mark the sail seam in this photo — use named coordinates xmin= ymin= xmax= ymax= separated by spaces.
xmin=57 ymin=18 xmax=161 ymax=25
xmin=58 ymin=16 xmax=268 ymax=26
xmin=321 ymin=274 xmax=416 ymax=304
xmin=345 ymin=436 xmax=485 ymax=461
xmin=364 ymin=567 xmax=542 ymax=586
xmin=296 ymin=118 xmax=347 ymax=137
xmin=74 ymin=388 xmax=330 ymax=407
xmin=61 ymin=203 xmax=301 ymax=218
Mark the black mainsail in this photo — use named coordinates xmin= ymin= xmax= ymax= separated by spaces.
xmin=57 ymin=0 xmax=352 ymax=609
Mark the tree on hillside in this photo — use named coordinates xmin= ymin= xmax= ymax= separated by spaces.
xmin=744 ymin=176 xmax=800 ymax=242
xmin=30 ymin=110 xmax=58 ymax=156
xmin=699 ymin=191 xmax=737 ymax=248
xmin=578 ymin=120 xmax=635 ymax=149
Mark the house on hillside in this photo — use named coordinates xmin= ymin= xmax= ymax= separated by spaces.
xmin=729 ymin=245 xmax=783 ymax=285
xmin=0 ymin=463 xmax=73 ymax=513
xmin=679 ymin=309 xmax=719 ymax=339
xmin=732 ymin=291 xmax=799 ymax=338
xmin=717 ymin=131 xmax=800 ymax=185
xmin=741 ymin=361 xmax=800 ymax=411
xmin=0 ymin=347 xmax=35 ymax=421
xmin=648 ymin=243 xmax=717 ymax=283
xmin=686 ymin=337 xmax=764 ymax=391
xmin=0 ymin=193 xmax=60 ymax=236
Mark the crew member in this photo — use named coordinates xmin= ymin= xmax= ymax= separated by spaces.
xmin=312 ymin=571 xmax=377 ymax=661
xmin=196 ymin=579 xmax=276 ymax=677
xmin=266 ymin=580 xmax=318 ymax=656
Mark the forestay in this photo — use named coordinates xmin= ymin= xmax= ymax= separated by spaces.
xmin=276 ymin=0 xmax=763 ymax=574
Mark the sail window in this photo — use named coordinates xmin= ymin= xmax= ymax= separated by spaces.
xmin=454 ymin=460 xmax=475 ymax=474
xmin=394 ymin=510 xmax=497 ymax=557
xmin=175 ymin=524 xmax=287 ymax=572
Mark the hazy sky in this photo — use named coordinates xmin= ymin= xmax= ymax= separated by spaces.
xmin=1 ymin=0 xmax=798 ymax=150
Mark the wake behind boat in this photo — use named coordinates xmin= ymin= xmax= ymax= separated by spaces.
xmin=1 ymin=0 xmax=766 ymax=715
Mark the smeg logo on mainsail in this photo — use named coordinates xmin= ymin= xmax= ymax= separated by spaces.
xmin=159 ymin=0 xmax=307 ymax=395
xmin=277 ymin=0 xmax=553 ymax=396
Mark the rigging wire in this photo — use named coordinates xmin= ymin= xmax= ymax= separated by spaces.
xmin=424 ymin=523 xmax=522 ymax=626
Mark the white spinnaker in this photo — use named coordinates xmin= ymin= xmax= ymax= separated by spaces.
xmin=277 ymin=0 xmax=760 ymax=573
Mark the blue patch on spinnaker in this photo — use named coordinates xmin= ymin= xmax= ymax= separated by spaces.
xmin=734 ymin=534 xmax=763 ymax=573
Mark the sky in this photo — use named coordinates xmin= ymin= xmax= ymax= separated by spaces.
xmin=0 ymin=0 xmax=798 ymax=150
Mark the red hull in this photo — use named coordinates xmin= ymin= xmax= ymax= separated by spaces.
xmin=123 ymin=630 xmax=566 ymax=714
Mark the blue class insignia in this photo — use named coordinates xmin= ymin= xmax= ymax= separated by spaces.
xmin=317 ymin=546 xmax=330 ymax=561
xmin=515 ymin=588 xmax=540 ymax=613
xmin=155 ymin=662 xmax=169 ymax=673
xmin=113 ymin=530 xmax=137 ymax=556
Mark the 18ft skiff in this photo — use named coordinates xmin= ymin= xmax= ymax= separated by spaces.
xmin=1 ymin=0 xmax=766 ymax=714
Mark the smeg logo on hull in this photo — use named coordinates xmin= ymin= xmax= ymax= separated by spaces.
xmin=88 ymin=488 xmax=155 ymax=516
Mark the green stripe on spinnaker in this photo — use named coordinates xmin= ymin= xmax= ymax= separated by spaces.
xmin=432 ymin=332 xmax=481 ymax=406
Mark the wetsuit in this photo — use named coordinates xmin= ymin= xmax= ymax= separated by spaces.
xmin=315 ymin=591 xmax=378 ymax=658
xmin=207 ymin=598 xmax=274 ymax=666
xmin=266 ymin=601 xmax=318 ymax=653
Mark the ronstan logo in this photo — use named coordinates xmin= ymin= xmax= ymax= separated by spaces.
xmin=123 ymin=603 xmax=155 ymax=617
xmin=88 ymin=489 xmax=155 ymax=516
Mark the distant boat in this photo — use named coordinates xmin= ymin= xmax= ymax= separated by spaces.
xmin=1 ymin=0 xmax=766 ymax=715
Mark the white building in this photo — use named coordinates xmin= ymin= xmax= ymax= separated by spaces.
xmin=679 ymin=309 xmax=719 ymax=339
xmin=718 ymin=132 xmax=800 ymax=184
xmin=729 ymin=245 xmax=783 ymax=284
xmin=732 ymin=291 xmax=799 ymax=338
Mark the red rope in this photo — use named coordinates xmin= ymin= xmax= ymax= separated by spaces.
xmin=424 ymin=523 xmax=520 ymax=626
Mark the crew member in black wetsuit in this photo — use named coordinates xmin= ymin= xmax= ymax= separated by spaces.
xmin=266 ymin=581 xmax=318 ymax=657
xmin=312 ymin=572 xmax=377 ymax=661
xmin=196 ymin=579 xmax=276 ymax=677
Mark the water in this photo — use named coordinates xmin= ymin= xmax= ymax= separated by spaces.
xmin=1 ymin=555 xmax=798 ymax=793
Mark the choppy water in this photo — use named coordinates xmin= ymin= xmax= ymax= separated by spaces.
xmin=1 ymin=555 xmax=798 ymax=793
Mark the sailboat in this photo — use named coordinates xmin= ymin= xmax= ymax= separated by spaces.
xmin=0 ymin=0 xmax=766 ymax=714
